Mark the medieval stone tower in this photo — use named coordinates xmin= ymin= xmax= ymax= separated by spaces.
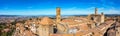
xmin=88 ymin=8 xmax=105 ymax=26
xmin=101 ymin=12 xmax=105 ymax=23
xmin=95 ymin=8 xmax=98 ymax=15
xmin=56 ymin=7 xmax=61 ymax=24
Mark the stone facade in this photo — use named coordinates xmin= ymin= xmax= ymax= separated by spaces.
xmin=95 ymin=8 xmax=98 ymax=15
xmin=12 ymin=7 xmax=117 ymax=36
xmin=56 ymin=7 xmax=61 ymax=24
xmin=88 ymin=8 xmax=105 ymax=26
xmin=37 ymin=17 xmax=54 ymax=36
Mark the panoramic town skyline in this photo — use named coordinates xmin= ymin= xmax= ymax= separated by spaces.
xmin=0 ymin=0 xmax=120 ymax=15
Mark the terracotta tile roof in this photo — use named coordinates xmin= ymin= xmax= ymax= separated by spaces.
xmin=50 ymin=34 xmax=62 ymax=36
xmin=50 ymin=34 xmax=74 ymax=36
xmin=16 ymin=23 xmax=21 ymax=27
xmin=24 ymin=30 xmax=34 ymax=36
xmin=61 ymin=19 xmax=80 ymax=25
xmin=40 ymin=17 xmax=54 ymax=25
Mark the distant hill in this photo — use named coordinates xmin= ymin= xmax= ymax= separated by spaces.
xmin=105 ymin=14 xmax=120 ymax=17
xmin=0 ymin=15 xmax=20 ymax=17
xmin=0 ymin=14 xmax=120 ymax=17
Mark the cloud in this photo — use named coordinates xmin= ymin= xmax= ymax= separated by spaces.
xmin=103 ymin=8 xmax=120 ymax=14
xmin=0 ymin=9 xmax=56 ymax=15
xmin=0 ymin=6 xmax=120 ymax=15
xmin=100 ymin=0 xmax=116 ymax=8
xmin=61 ymin=7 xmax=95 ymax=15
xmin=97 ymin=7 xmax=120 ymax=14
xmin=61 ymin=6 xmax=120 ymax=15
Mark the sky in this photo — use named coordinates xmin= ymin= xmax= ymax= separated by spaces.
xmin=0 ymin=0 xmax=120 ymax=15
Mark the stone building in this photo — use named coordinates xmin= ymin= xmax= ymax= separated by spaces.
xmin=37 ymin=17 xmax=54 ymax=36
xmin=88 ymin=8 xmax=105 ymax=26
xmin=116 ymin=22 xmax=120 ymax=36
xmin=13 ymin=7 xmax=111 ymax=36
xmin=55 ymin=7 xmax=63 ymax=34
xmin=56 ymin=7 xmax=61 ymax=24
xmin=14 ymin=23 xmax=25 ymax=36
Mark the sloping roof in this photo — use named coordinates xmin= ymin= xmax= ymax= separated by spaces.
xmin=61 ymin=18 xmax=88 ymax=25
xmin=40 ymin=17 xmax=54 ymax=25
xmin=61 ymin=19 xmax=79 ymax=25
xmin=16 ymin=23 xmax=21 ymax=27
xmin=24 ymin=30 xmax=34 ymax=36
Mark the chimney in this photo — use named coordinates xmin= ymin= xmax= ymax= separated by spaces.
xmin=56 ymin=7 xmax=61 ymax=24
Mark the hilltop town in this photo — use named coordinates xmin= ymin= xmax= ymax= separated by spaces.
xmin=0 ymin=7 xmax=120 ymax=36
